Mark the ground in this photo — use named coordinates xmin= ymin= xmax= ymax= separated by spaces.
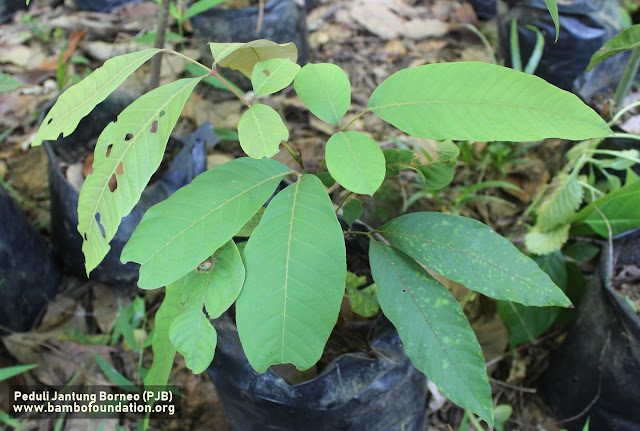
xmin=0 ymin=0 xmax=626 ymax=429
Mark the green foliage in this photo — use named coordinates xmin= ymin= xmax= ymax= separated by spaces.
xmin=588 ymin=24 xmax=640 ymax=71
xmin=368 ymin=62 xmax=610 ymax=141
xmin=237 ymin=175 xmax=346 ymax=372
xmin=345 ymin=272 xmax=379 ymax=317
xmin=0 ymin=72 xmax=27 ymax=92
xmin=326 ymin=131 xmax=385 ymax=195
xmin=32 ymin=39 xmax=613 ymax=426
xmin=238 ymin=104 xmax=289 ymax=158
xmin=294 ymin=63 xmax=351 ymax=125
xmin=0 ymin=363 xmax=36 ymax=430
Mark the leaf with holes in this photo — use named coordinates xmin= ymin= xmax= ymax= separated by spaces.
xmin=369 ymin=241 xmax=493 ymax=426
xmin=78 ymin=77 xmax=203 ymax=276
xmin=379 ymin=212 xmax=571 ymax=307
xmin=121 ymin=158 xmax=291 ymax=290
xmin=183 ymin=240 xmax=245 ymax=319
xmin=169 ymin=282 xmax=217 ymax=374
xmin=588 ymin=24 xmax=640 ymax=71
xmin=252 ymin=58 xmax=300 ymax=97
xmin=144 ymin=280 xmax=180 ymax=388
xmin=238 ymin=104 xmax=288 ymax=159
xmin=209 ymin=40 xmax=297 ymax=79
xmin=367 ymin=62 xmax=611 ymax=141
xmin=236 ymin=175 xmax=346 ymax=373
xmin=294 ymin=63 xmax=351 ymax=125
xmin=326 ymin=131 xmax=385 ymax=195
xmin=33 ymin=49 xmax=160 ymax=147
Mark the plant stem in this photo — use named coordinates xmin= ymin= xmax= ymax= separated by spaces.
xmin=317 ymin=157 xmax=326 ymax=174
xmin=609 ymin=100 xmax=640 ymax=125
xmin=164 ymin=48 xmax=211 ymax=71
xmin=149 ymin=0 xmax=171 ymax=90
xmin=335 ymin=191 xmax=353 ymax=214
xmin=615 ymin=46 xmax=640 ymax=110
xmin=340 ymin=109 xmax=369 ymax=131
xmin=211 ymin=66 xmax=251 ymax=106
xmin=342 ymin=230 xmax=371 ymax=236
xmin=281 ymin=140 xmax=305 ymax=170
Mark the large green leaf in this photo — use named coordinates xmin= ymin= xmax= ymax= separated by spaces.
xmin=238 ymin=104 xmax=289 ymax=158
xmin=169 ymin=278 xmax=217 ymax=374
xmin=378 ymin=212 xmax=571 ymax=307
xmin=79 ymin=77 xmax=203 ymax=276
xmin=367 ymin=62 xmax=611 ymax=141
xmin=144 ymin=281 xmax=180 ymax=388
xmin=181 ymin=240 xmax=245 ymax=319
xmin=326 ymin=131 xmax=385 ymax=195
xmin=572 ymin=180 xmax=640 ymax=237
xmin=237 ymin=175 xmax=346 ymax=373
xmin=369 ymin=241 xmax=493 ymax=426
xmin=497 ymin=251 xmax=567 ymax=348
xmin=294 ymin=63 xmax=351 ymax=125
xmin=209 ymin=40 xmax=297 ymax=79
xmin=588 ymin=24 xmax=640 ymax=71
xmin=251 ymin=58 xmax=301 ymax=97
xmin=33 ymin=49 xmax=160 ymax=147
xmin=121 ymin=158 xmax=291 ymax=290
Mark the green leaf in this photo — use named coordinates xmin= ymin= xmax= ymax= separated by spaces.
xmin=169 ymin=275 xmax=218 ymax=374
xmin=251 ymin=58 xmax=301 ymax=97
xmin=367 ymin=62 xmax=611 ymax=141
xmin=316 ymin=171 xmax=336 ymax=188
xmin=238 ymin=104 xmax=288 ymax=158
xmin=342 ymin=199 xmax=363 ymax=227
xmin=369 ymin=241 xmax=493 ymax=426
xmin=345 ymin=272 xmax=379 ymax=318
xmin=186 ymin=240 xmax=245 ymax=319
xmin=237 ymin=175 xmax=346 ymax=373
xmin=572 ymin=180 xmax=640 ymax=237
xmin=497 ymin=251 xmax=566 ymax=348
xmin=588 ymin=24 xmax=640 ymax=71
xmin=236 ymin=208 xmax=264 ymax=237
xmin=94 ymin=354 xmax=136 ymax=390
xmin=121 ymin=158 xmax=291 ymax=290
xmin=436 ymin=140 xmax=460 ymax=162
xmin=524 ymin=224 xmax=570 ymax=255
xmin=33 ymin=49 xmax=160 ymax=147
xmin=544 ymin=0 xmax=559 ymax=42
xmin=78 ymin=77 xmax=203 ymax=276
xmin=563 ymin=242 xmax=600 ymax=262
xmin=0 ymin=411 xmax=25 ymax=430
xmin=294 ymin=63 xmax=351 ymax=125
xmin=0 ymin=72 xmax=27 ymax=92
xmin=326 ymin=131 xmax=385 ymax=195
xmin=183 ymin=0 xmax=227 ymax=20
xmin=144 ymin=281 xmax=180 ymax=388
xmin=209 ymin=40 xmax=298 ymax=79
xmin=536 ymin=174 xmax=583 ymax=230
xmin=384 ymin=148 xmax=415 ymax=177
xmin=416 ymin=161 xmax=455 ymax=190
xmin=0 ymin=364 xmax=37 ymax=381
xmin=379 ymin=212 xmax=571 ymax=307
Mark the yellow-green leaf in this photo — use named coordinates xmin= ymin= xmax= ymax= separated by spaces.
xmin=209 ymin=40 xmax=297 ymax=79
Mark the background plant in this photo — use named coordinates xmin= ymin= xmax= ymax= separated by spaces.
xmin=30 ymin=26 xmax=611 ymax=424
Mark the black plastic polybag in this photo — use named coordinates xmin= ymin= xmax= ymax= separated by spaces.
xmin=497 ymin=0 xmax=622 ymax=99
xmin=42 ymin=91 xmax=216 ymax=284
xmin=541 ymin=229 xmax=640 ymax=430
xmin=0 ymin=186 xmax=61 ymax=332
xmin=0 ymin=0 xmax=28 ymax=24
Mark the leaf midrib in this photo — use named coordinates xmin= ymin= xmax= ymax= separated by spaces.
xmin=281 ymin=180 xmax=301 ymax=361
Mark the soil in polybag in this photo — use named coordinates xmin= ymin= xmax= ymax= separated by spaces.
xmin=191 ymin=0 xmax=310 ymax=90
xmin=208 ymin=218 xmax=428 ymax=431
xmin=0 ymin=0 xmax=27 ymax=24
xmin=497 ymin=0 xmax=623 ymax=101
xmin=0 ymin=186 xmax=61 ymax=332
xmin=73 ymin=0 xmax=142 ymax=12
xmin=541 ymin=229 xmax=640 ymax=430
xmin=42 ymin=91 xmax=216 ymax=284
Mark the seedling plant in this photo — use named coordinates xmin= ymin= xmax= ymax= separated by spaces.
xmin=31 ymin=34 xmax=612 ymax=426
